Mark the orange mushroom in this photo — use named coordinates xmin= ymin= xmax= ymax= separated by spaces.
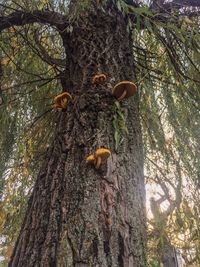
xmin=92 ymin=74 xmax=107 ymax=84
xmin=86 ymin=154 xmax=96 ymax=165
xmin=86 ymin=148 xmax=111 ymax=169
xmin=53 ymin=92 xmax=72 ymax=110
xmin=112 ymin=81 xmax=137 ymax=101
xmin=95 ymin=148 xmax=111 ymax=169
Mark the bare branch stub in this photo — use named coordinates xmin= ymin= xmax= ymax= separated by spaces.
xmin=0 ymin=10 xmax=68 ymax=32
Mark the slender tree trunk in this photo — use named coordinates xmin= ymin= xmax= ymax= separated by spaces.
xmin=160 ymin=244 xmax=177 ymax=267
xmin=9 ymin=3 xmax=146 ymax=267
xmin=150 ymin=197 xmax=178 ymax=267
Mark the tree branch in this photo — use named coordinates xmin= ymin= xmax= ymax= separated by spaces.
xmin=164 ymin=0 xmax=200 ymax=8
xmin=33 ymin=30 xmax=66 ymax=67
xmin=0 ymin=10 xmax=68 ymax=32
xmin=150 ymin=0 xmax=200 ymax=16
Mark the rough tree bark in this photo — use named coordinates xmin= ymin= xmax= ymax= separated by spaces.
xmin=9 ymin=2 xmax=146 ymax=267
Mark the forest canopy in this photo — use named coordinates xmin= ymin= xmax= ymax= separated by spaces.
xmin=0 ymin=0 xmax=199 ymax=266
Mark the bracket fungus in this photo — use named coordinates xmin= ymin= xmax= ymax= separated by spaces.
xmin=112 ymin=81 xmax=137 ymax=101
xmin=53 ymin=92 xmax=72 ymax=110
xmin=92 ymin=74 xmax=107 ymax=84
xmin=86 ymin=148 xmax=111 ymax=169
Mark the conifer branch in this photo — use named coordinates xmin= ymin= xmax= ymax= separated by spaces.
xmin=0 ymin=10 xmax=68 ymax=32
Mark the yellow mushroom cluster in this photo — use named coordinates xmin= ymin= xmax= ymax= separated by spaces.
xmin=53 ymin=92 xmax=72 ymax=110
xmin=53 ymin=76 xmax=137 ymax=111
xmin=92 ymin=74 xmax=107 ymax=84
xmin=53 ymin=75 xmax=137 ymax=170
xmin=91 ymin=74 xmax=137 ymax=100
xmin=87 ymin=148 xmax=111 ymax=169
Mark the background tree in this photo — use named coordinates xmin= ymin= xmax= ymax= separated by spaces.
xmin=0 ymin=0 xmax=199 ymax=266
xmin=146 ymin=151 xmax=200 ymax=266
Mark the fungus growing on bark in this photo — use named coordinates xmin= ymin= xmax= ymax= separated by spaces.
xmin=95 ymin=148 xmax=111 ymax=169
xmin=86 ymin=154 xmax=96 ymax=165
xmin=86 ymin=148 xmax=111 ymax=169
xmin=112 ymin=81 xmax=137 ymax=101
xmin=92 ymin=74 xmax=107 ymax=84
xmin=53 ymin=92 xmax=72 ymax=110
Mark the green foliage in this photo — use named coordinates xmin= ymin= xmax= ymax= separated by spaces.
xmin=128 ymin=6 xmax=200 ymax=264
xmin=0 ymin=0 xmax=200 ymax=264
xmin=68 ymin=0 xmax=91 ymax=21
xmin=0 ymin=2 xmax=64 ymax=260
xmin=148 ymin=257 xmax=160 ymax=267
xmin=131 ymin=8 xmax=200 ymax=180
xmin=115 ymin=0 xmax=130 ymax=14
xmin=112 ymin=101 xmax=128 ymax=151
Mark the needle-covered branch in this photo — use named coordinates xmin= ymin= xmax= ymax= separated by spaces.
xmin=151 ymin=0 xmax=200 ymax=16
xmin=0 ymin=10 xmax=68 ymax=32
xmin=33 ymin=30 xmax=66 ymax=68
xmin=165 ymin=0 xmax=200 ymax=8
xmin=150 ymin=0 xmax=200 ymax=9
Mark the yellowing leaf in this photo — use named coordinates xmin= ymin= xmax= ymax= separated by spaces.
xmin=1 ymin=57 xmax=10 ymax=65
xmin=0 ymin=208 xmax=7 ymax=230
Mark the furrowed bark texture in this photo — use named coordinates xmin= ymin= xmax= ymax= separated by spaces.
xmin=9 ymin=4 xmax=146 ymax=267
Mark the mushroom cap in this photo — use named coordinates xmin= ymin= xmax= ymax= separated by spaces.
xmin=54 ymin=92 xmax=72 ymax=105
xmin=86 ymin=154 xmax=96 ymax=164
xmin=95 ymin=148 xmax=111 ymax=160
xmin=92 ymin=74 xmax=107 ymax=84
xmin=112 ymin=81 xmax=137 ymax=99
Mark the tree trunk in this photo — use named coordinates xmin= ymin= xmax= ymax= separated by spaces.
xmin=9 ymin=3 xmax=146 ymax=267
xmin=159 ymin=239 xmax=177 ymax=267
